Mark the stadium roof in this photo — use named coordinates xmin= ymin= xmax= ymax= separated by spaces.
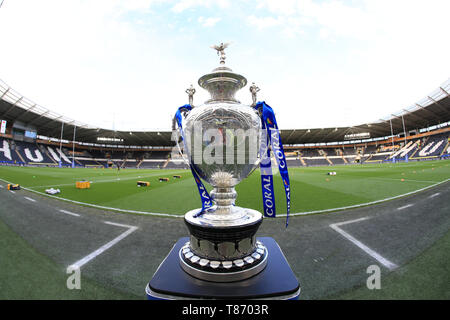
xmin=1 ymin=78 xmax=449 ymax=147
xmin=0 ymin=79 xmax=172 ymax=147
xmin=281 ymin=79 xmax=450 ymax=145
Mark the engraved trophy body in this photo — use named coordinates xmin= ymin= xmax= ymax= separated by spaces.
xmin=176 ymin=45 xmax=268 ymax=282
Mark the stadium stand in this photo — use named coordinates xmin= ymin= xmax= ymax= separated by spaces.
xmin=329 ymin=157 xmax=345 ymax=165
xmin=389 ymin=140 xmax=420 ymax=160
xmin=0 ymin=137 xmax=57 ymax=165
xmin=164 ymin=160 xmax=189 ymax=169
xmin=303 ymin=157 xmax=330 ymax=166
xmin=368 ymin=154 xmax=389 ymax=162
xmin=148 ymin=151 xmax=170 ymax=159
xmin=14 ymin=140 xmax=56 ymax=165
xmin=0 ymin=137 xmax=24 ymax=164
xmin=0 ymin=77 xmax=449 ymax=169
xmin=46 ymin=146 xmax=72 ymax=165
xmin=412 ymin=132 xmax=449 ymax=160
xmin=76 ymin=159 xmax=104 ymax=167
xmin=124 ymin=160 xmax=138 ymax=169
xmin=139 ymin=160 xmax=166 ymax=169
xmin=444 ymin=143 xmax=450 ymax=158
xmin=286 ymin=159 xmax=302 ymax=167
xmin=3 ymin=130 xmax=449 ymax=169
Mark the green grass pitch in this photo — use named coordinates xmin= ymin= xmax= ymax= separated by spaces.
xmin=0 ymin=160 xmax=449 ymax=216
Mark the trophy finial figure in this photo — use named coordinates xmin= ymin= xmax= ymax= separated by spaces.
xmin=185 ymin=84 xmax=196 ymax=106
xmin=210 ymin=42 xmax=231 ymax=65
xmin=249 ymin=82 xmax=260 ymax=106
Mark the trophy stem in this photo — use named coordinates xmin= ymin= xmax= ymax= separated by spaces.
xmin=210 ymin=187 xmax=236 ymax=215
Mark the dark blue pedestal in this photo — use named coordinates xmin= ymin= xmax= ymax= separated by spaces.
xmin=146 ymin=237 xmax=300 ymax=300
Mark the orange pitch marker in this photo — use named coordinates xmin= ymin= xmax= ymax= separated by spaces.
xmin=76 ymin=181 xmax=90 ymax=189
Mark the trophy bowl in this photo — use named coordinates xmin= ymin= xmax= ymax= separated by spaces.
xmin=175 ymin=50 xmax=269 ymax=282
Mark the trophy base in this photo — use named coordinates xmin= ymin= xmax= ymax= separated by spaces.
xmin=182 ymin=207 xmax=265 ymax=282
xmin=179 ymin=239 xmax=268 ymax=282
xmin=146 ymin=237 xmax=300 ymax=300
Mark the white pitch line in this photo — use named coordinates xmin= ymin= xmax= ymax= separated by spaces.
xmin=397 ymin=204 xmax=414 ymax=210
xmin=0 ymin=177 xmax=180 ymax=218
xmin=29 ymin=171 xmax=186 ymax=189
xmin=0 ymin=185 xmax=3 ymax=188
xmin=59 ymin=209 xmax=80 ymax=217
xmin=371 ymin=177 xmax=439 ymax=184
xmin=24 ymin=196 xmax=36 ymax=202
xmin=330 ymin=217 xmax=398 ymax=270
xmin=429 ymin=193 xmax=440 ymax=198
xmin=9 ymin=190 xmax=15 ymax=194
xmin=332 ymin=217 xmax=371 ymax=227
xmin=281 ymin=178 xmax=450 ymax=217
xmin=68 ymin=221 xmax=138 ymax=269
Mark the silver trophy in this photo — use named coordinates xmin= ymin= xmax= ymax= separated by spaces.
xmin=174 ymin=43 xmax=269 ymax=282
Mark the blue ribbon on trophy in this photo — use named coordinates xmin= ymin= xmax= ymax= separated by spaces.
xmin=175 ymin=105 xmax=214 ymax=217
xmin=254 ymin=101 xmax=291 ymax=227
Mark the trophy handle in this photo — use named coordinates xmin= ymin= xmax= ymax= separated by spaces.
xmin=254 ymin=109 xmax=270 ymax=169
xmin=172 ymin=108 xmax=191 ymax=166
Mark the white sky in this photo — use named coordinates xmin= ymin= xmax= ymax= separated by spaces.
xmin=0 ymin=0 xmax=449 ymax=132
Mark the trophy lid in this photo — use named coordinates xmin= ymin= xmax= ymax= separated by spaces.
xmin=198 ymin=43 xmax=247 ymax=104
